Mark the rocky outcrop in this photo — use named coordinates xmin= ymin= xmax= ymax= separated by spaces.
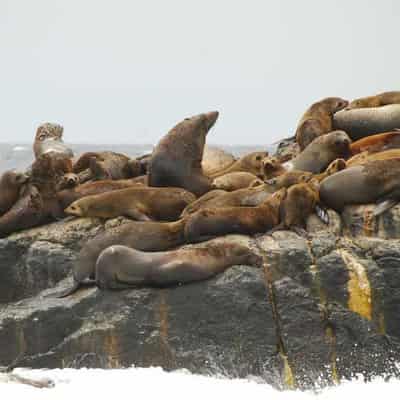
xmin=1 ymin=206 xmax=400 ymax=389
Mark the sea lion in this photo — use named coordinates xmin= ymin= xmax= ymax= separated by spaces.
xmin=180 ymin=189 xmax=227 ymax=217
xmin=56 ymin=173 xmax=80 ymax=191
xmin=320 ymin=158 xmax=400 ymax=216
xmin=262 ymin=156 xmax=287 ymax=179
xmin=285 ymin=131 xmax=351 ymax=173
xmin=201 ymin=146 xmax=236 ymax=176
xmin=184 ymin=189 xmax=285 ymax=242
xmin=33 ymin=122 xmax=74 ymax=159
xmin=295 ymin=97 xmax=349 ymax=150
xmin=347 ymin=148 xmax=400 ymax=167
xmin=212 ymin=172 xmax=262 ymax=191
xmin=0 ymin=170 xmax=29 ymax=216
xmin=65 ymin=187 xmax=196 ymax=221
xmin=95 ymin=238 xmax=262 ymax=289
xmin=58 ymin=219 xmax=187 ymax=297
xmin=346 ymin=91 xmax=400 ymax=110
xmin=73 ymin=151 xmax=140 ymax=183
xmin=180 ymin=183 xmax=275 ymax=216
xmin=350 ymin=131 xmax=400 ymax=155
xmin=333 ymin=104 xmax=400 ymax=141
xmin=148 ymin=111 xmax=219 ymax=197
xmin=57 ymin=178 xmax=145 ymax=210
xmin=209 ymin=151 xmax=268 ymax=178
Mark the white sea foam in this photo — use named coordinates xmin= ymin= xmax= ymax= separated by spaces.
xmin=0 ymin=367 xmax=398 ymax=400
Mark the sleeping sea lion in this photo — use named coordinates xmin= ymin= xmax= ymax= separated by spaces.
xmin=350 ymin=131 xmax=400 ymax=155
xmin=209 ymin=151 xmax=268 ymax=178
xmin=184 ymin=189 xmax=285 ymax=242
xmin=320 ymin=158 xmax=400 ymax=216
xmin=285 ymin=130 xmax=351 ymax=173
xmin=180 ymin=182 xmax=275 ymax=216
xmin=65 ymin=187 xmax=196 ymax=221
xmin=347 ymin=148 xmax=400 ymax=167
xmin=295 ymin=97 xmax=349 ymax=150
xmin=148 ymin=111 xmax=219 ymax=196
xmin=346 ymin=91 xmax=400 ymax=110
xmin=212 ymin=172 xmax=262 ymax=191
xmin=73 ymin=151 xmax=140 ymax=183
xmin=95 ymin=238 xmax=262 ymax=289
xmin=58 ymin=219 xmax=188 ymax=297
xmin=333 ymin=104 xmax=400 ymax=141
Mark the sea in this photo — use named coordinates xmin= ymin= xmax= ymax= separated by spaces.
xmin=1 ymin=143 xmax=398 ymax=396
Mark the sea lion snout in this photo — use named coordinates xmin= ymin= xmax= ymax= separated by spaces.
xmin=65 ymin=203 xmax=82 ymax=217
xmin=204 ymin=111 xmax=219 ymax=130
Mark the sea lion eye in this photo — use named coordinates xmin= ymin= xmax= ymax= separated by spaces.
xmin=39 ymin=134 xmax=46 ymax=141
xmin=255 ymin=155 xmax=262 ymax=161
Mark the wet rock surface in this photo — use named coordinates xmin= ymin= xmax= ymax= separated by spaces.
xmin=1 ymin=206 xmax=400 ymax=389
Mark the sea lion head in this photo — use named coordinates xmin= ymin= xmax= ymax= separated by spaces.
xmin=324 ymin=97 xmax=349 ymax=113
xmin=182 ymin=111 xmax=219 ymax=134
xmin=2 ymin=170 xmax=29 ymax=187
xmin=35 ymin=123 xmax=64 ymax=142
xmin=325 ymin=158 xmax=347 ymax=176
xmin=64 ymin=201 xmax=85 ymax=217
xmin=324 ymin=130 xmax=352 ymax=156
xmin=262 ymin=156 xmax=285 ymax=179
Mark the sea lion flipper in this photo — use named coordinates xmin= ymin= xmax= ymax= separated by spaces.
xmin=315 ymin=204 xmax=330 ymax=225
xmin=124 ymin=208 xmax=152 ymax=221
xmin=373 ymin=199 xmax=399 ymax=217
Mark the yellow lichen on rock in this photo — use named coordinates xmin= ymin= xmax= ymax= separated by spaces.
xmin=340 ymin=250 xmax=372 ymax=320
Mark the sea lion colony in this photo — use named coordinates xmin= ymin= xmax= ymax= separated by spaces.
xmin=1 ymin=90 xmax=400 ymax=293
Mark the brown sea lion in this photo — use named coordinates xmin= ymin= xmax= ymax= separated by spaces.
xmin=56 ymin=173 xmax=80 ymax=191
xmin=0 ymin=170 xmax=29 ymax=216
xmin=347 ymin=148 xmax=400 ymax=167
xmin=0 ymin=154 xmax=73 ymax=237
xmin=262 ymin=156 xmax=287 ymax=179
xmin=148 ymin=111 xmax=219 ymax=197
xmin=266 ymin=170 xmax=313 ymax=189
xmin=346 ymin=91 xmax=400 ymax=110
xmin=73 ymin=151 xmax=139 ymax=183
xmin=212 ymin=172 xmax=262 ymax=191
xmin=333 ymin=104 xmax=400 ymax=141
xmin=180 ymin=183 xmax=275 ymax=216
xmin=209 ymin=151 xmax=268 ymax=178
xmin=33 ymin=122 xmax=74 ymax=159
xmin=350 ymin=131 xmax=400 ymax=155
xmin=57 ymin=178 xmax=145 ymax=210
xmin=58 ymin=219 xmax=187 ymax=297
xmin=285 ymin=131 xmax=351 ymax=173
xmin=65 ymin=187 xmax=196 ymax=221
xmin=184 ymin=189 xmax=285 ymax=242
xmin=180 ymin=189 xmax=227 ymax=217
xmin=201 ymin=146 xmax=236 ymax=176
xmin=295 ymin=97 xmax=349 ymax=150
xmin=320 ymin=158 xmax=400 ymax=216
xmin=95 ymin=238 xmax=262 ymax=289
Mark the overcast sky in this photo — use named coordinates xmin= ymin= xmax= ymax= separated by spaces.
xmin=0 ymin=1 xmax=399 ymax=145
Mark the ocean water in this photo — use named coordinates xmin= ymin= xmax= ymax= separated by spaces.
xmin=1 ymin=367 xmax=399 ymax=399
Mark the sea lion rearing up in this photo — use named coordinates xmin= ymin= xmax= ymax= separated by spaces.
xmin=58 ymin=219 xmax=187 ymax=297
xmin=320 ymin=158 xmax=400 ymax=216
xmin=33 ymin=122 xmax=74 ymax=159
xmin=285 ymin=130 xmax=351 ymax=173
xmin=148 ymin=111 xmax=219 ymax=197
xmin=295 ymin=97 xmax=349 ymax=150
xmin=65 ymin=187 xmax=196 ymax=221
xmin=95 ymin=239 xmax=262 ymax=289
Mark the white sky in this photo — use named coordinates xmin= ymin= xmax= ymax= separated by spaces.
xmin=0 ymin=0 xmax=399 ymax=145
